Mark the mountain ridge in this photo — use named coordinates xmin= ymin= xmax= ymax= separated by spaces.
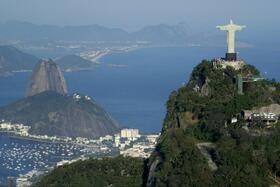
xmin=0 ymin=45 xmax=39 ymax=76
xmin=0 ymin=46 xmax=98 ymax=76
xmin=0 ymin=21 xmax=192 ymax=43
xmin=35 ymin=60 xmax=280 ymax=186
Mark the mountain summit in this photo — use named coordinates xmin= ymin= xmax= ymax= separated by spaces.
xmin=0 ymin=60 xmax=120 ymax=138
xmin=145 ymin=60 xmax=280 ymax=186
xmin=26 ymin=59 xmax=68 ymax=97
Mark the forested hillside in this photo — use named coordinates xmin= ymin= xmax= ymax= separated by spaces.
xmin=36 ymin=156 xmax=144 ymax=187
xmin=37 ymin=60 xmax=280 ymax=187
xmin=146 ymin=60 xmax=280 ymax=186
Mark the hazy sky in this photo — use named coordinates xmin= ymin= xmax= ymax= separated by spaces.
xmin=0 ymin=0 xmax=279 ymax=31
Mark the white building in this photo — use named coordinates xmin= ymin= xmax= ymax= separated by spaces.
xmin=120 ymin=128 xmax=139 ymax=139
xmin=114 ymin=135 xmax=120 ymax=147
xmin=145 ymin=134 xmax=160 ymax=143
xmin=99 ymin=135 xmax=113 ymax=142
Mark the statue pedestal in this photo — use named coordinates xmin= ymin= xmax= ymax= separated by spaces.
xmin=225 ymin=53 xmax=237 ymax=61
xmin=212 ymin=58 xmax=245 ymax=70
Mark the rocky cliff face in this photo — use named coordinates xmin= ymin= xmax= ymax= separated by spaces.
xmin=26 ymin=59 xmax=67 ymax=97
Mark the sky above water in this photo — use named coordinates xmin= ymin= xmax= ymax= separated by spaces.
xmin=0 ymin=0 xmax=279 ymax=31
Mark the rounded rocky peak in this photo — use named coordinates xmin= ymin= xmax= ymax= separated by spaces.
xmin=40 ymin=58 xmax=57 ymax=66
xmin=26 ymin=58 xmax=68 ymax=97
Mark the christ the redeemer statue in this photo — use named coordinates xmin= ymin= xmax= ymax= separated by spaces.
xmin=217 ymin=20 xmax=246 ymax=61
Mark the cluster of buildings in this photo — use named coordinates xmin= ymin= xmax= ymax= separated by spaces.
xmin=230 ymin=104 xmax=280 ymax=128
xmin=98 ymin=129 xmax=159 ymax=158
xmin=0 ymin=120 xmax=159 ymax=159
xmin=242 ymin=104 xmax=280 ymax=126
xmin=72 ymin=93 xmax=92 ymax=101
xmin=0 ymin=121 xmax=74 ymax=142
xmin=120 ymin=135 xmax=159 ymax=158
xmin=0 ymin=122 xmax=30 ymax=136
xmin=0 ymin=122 xmax=159 ymax=186
xmin=116 ymin=129 xmax=158 ymax=158
xmin=79 ymin=44 xmax=145 ymax=64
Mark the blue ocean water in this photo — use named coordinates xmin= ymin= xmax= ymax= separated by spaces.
xmin=0 ymin=133 xmax=92 ymax=185
xmin=0 ymin=46 xmax=280 ymax=133
xmin=0 ymin=46 xmax=279 ymax=184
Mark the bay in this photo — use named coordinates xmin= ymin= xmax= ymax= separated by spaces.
xmin=0 ymin=46 xmax=279 ymax=184
xmin=0 ymin=46 xmax=279 ymax=133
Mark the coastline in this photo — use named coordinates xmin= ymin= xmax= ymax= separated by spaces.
xmin=0 ymin=131 xmax=65 ymax=144
xmin=0 ymin=131 xmax=111 ymax=149
xmin=0 ymin=44 xmax=201 ymax=77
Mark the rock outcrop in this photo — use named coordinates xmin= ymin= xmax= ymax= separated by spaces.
xmin=26 ymin=59 xmax=67 ymax=97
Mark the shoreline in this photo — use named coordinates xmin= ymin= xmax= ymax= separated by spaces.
xmin=0 ymin=131 xmax=111 ymax=149
xmin=0 ymin=131 xmax=66 ymax=144
xmin=0 ymin=45 xmax=202 ymax=77
xmin=96 ymin=44 xmax=202 ymax=61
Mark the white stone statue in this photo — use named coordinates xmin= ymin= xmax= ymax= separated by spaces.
xmin=217 ymin=20 xmax=246 ymax=54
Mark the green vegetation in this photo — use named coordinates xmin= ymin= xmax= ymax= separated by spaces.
xmin=148 ymin=60 xmax=280 ymax=186
xmin=35 ymin=156 xmax=144 ymax=187
xmin=163 ymin=60 xmax=279 ymax=140
xmin=0 ymin=91 xmax=120 ymax=138
xmin=37 ymin=60 xmax=280 ymax=186
xmin=0 ymin=45 xmax=38 ymax=74
xmin=147 ymin=129 xmax=213 ymax=186
xmin=55 ymin=55 xmax=94 ymax=71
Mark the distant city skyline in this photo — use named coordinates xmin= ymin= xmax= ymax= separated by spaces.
xmin=0 ymin=0 xmax=279 ymax=31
